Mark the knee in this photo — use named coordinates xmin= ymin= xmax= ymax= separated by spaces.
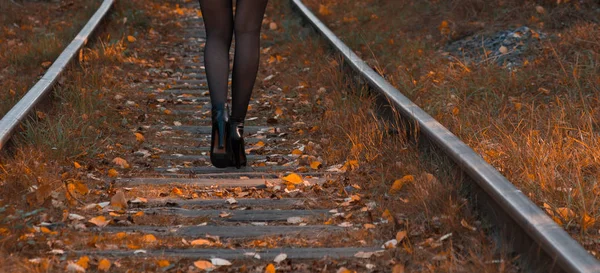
xmin=234 ymin=25 xmax=261 ymax=36
xmin=207 ymin=30 xmax=233 ymax=43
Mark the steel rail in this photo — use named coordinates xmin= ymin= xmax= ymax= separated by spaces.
xmin=290 ymin=0 xmax=600 ymax=272
xmin=0 ymin=0 xmax=115 ymax=151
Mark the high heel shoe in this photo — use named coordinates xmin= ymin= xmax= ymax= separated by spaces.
xmin=229 ymin=118 xmax=247 ymax=169
xmin=210 ymin=103 xmax=230 ymax=168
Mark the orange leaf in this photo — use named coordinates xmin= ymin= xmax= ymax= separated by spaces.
xmin=108 ymin=169 xmax=119 ymax=178
xmin=76 ymin=256 xmax=90 ymax=269
xmin=89 ymin=216 xmax=109 ymax=227
xmin=318 ymin=4 xmax=332 ymax=16
xmin=396 ymin=230 xmax=407 ymax=242
xmin=389 ymin=175 xmax=414 ymax=194
xmin=143 ymin=234 xmax=157 ymax=243
xmin=382 ymin=209 xmax=394 ymax=222
xmin=98 ymin=259 xmax=111 ymax=271
xmin=172 ymin=187 xmax=184 ymax=196
xmin=157 ymin=260 xmax=170 ymax=267
xmin=583 ymin=214 xmax=595 ymax=231
xmin=392 ymin=264 xmax=405 ymax=273
xmin=310 ymin=161 xmax=322 ymax=170
xmin=74 ymin=162 xmax=82 ymax=169
xmin=282 ymin=173 xmax=303 ymax=184
xmin=127 ymin=35 xmax=136 ymax=42
xmin=265 ymin=263 xmax=276 ymax=273
xmin=135 ymin=133 xmax=145 ymax=142
xmin=194 ymin=260 xmax=214 ymax=270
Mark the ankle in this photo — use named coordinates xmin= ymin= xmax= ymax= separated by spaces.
xmin=230 ymin=117 xmax=244 ymax=124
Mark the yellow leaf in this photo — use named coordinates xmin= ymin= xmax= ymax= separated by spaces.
xmin=112 ymin=157 xmax=130 ymax=169
xmin=98 ymin=259 xmax=111 ymax=272
xmin=88 ymin=216 xmax=109 ymax=227
xmin=282 ymin=173 xmax=303 ymax=184
xmin=265 ymin=263 xmax=276 ymax=273
xmin=191 ymin=238 xmax=211 ymax=246
xmin=108 ymin=169 xmax=118 ymax=178
xmin=76 ymin=256 xmax=90 ymax=269
xmin=194 ymin=260 xmax=214 ymax=270
xmin=310 ymin=161 xmax=322 ymax=170
xmin=135 ymin=133 xmax=145 ymax=142
xmin=382 ymin=209 xmax=394 ymax=222
xmin=172 ymin=187 xmax=184 ymax=196
xmin=318 ymin=4 xmax=332 ymax=16
xmin=127 ymin=35 xmax=136 ymax=42
xmin=389 ymin=175 xmax=414 ymax=194
xmin=157 ymin=260 xmax=170 ymax=267
xmin=74 ymin=162 xmax=82 ymax=169
xmin=396 ymin=230 xmax=407 ymax=242
xmin=143 ymin=234 xmax=157 ymax=243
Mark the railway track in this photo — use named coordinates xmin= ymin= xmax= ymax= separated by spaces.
xmin=1 ymin=0 xmax=599 ymax=272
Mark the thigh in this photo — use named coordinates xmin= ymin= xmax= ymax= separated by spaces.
xmin=199 ymin=0 xmax=234 ymax=36
xmin=234 ymin=0 xmax=268 ymax=33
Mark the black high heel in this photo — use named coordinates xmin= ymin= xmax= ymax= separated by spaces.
xmin=229 ymin=119 xmax=247 ymax=169
xmin=210 ymin=103 xmax=230 ymax=168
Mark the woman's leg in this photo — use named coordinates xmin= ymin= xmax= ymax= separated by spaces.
xmin=230 ymin=0 xmax=269 ymax=121
xmin=198 ymin=0 xmax=233 ymax=105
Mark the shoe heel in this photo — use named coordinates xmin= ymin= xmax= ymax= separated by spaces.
xmin=229 ymin=120 xmax=247 ymax=169
xmin=210 ymin=104 xmax=230 ymax=168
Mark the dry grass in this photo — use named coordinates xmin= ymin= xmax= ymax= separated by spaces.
xmin=262 ymin=1 xmax=517 ymax=271
xmin=305 ymin=0 xmax=600 ymax=255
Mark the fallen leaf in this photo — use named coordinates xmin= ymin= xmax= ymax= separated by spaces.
xmin=74 ymin=162 xmax=82 ymax=169
xmin=389 ymin=175 xmax=414 ymax=194
xmin=535 ymin=5 xmax=545 ymax=14
xmin=98 ymin=259 xmax=111 ymax=271
xmin=41 ymin=61 xmax=52 ymax=68
xmin=194 ymin=260 xmax=214 ymax=270
xmin=499 ymin=45 xmax=508 ymax=54
xmin=210 ymin=258 xmax=232 ymax=266
xmin=265 ymin=263 xmax=276 ymax=273
xmin=112 ymin=157 xmax=130 ymax=169
xmin=269 ymin=22 xmax=278 ymax=30
xmin=310 ymin=161 xmax=322 ymax=170
xmin=354 ymin=250 xmax=384 ymax=259
xmin=191 ymin=238 xmax=211 ymax=246
xmin=110 ymin=190 xmax=127 ymax=209
xmin=396 ymin=231 xmax=407 ymax=242
xmin=171 ymin=187 xmax=183 ymax=196
xmin=273 ymin=253 xmax=287 ymax=263
xmin=107 ymin=169 xmax=118 ymax=178
xmin=127 ymin=35 xmax=136 ymax=42
xmin=287 ymin=217 xmax=304 ymax=224
xmin=364 ymin=223 xmax=376 ymax=229
xmin=318 ymin=4 xmax=332 ymax=16
xmin=336 ymin=267 xmax=353 ymax=273
xmin=382 ymin=239 xmax=398 ymax=249
xmin=382 ymin=209 xmax=394 ymax=222
xmin=282 ymin=173 xmax=303 ymax=184
xmin=135 ymin=133 xmax=145 ymax=142
xmin=583 ymin=214 xmax=596 ymax=231
xmin=219 ymin=211 xmax=231 ymax=218
xmin=76 ymin=256 xmax=90 ymax=269
xmin=157 ymin=260 xmax=170 ymax=267
xmin=143 ymin=234 xmax=157 ymax=243
xmin=73 ymin=180 xmax=89 ymax=195
xmin=66 ymin=262 xmax=85 ymax=273
xmin=88 ymin=216 xmax=109 ymax=227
